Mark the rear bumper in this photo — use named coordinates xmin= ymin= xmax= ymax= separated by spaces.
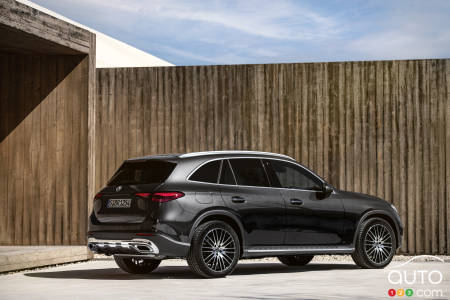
xmin=88 ymin=238 xmax=160 ymax=256
xmin=87 ymin=233 xmax=190 ymax=259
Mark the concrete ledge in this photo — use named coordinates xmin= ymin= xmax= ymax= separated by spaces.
xmin=0 ymin=246 xmax=92 ymax=273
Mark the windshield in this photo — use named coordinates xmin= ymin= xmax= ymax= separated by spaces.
xmin=107 ymin=160 xmax=176 ymax=186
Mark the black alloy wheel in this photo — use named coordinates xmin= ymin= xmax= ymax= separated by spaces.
xmin=187 ymin=220 xmax=240 ymax=278
xmin=352 ymin=218 xmax=396 ymax=268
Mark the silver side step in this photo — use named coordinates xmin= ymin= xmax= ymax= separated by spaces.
xmin=244 ymin=245 xmax=354 ymax=257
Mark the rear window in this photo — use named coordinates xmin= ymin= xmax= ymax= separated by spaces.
xmin=189 ymin=160 xmax=221 ymax=183
xmin=108 ymin=160 xmax=176 ymax=186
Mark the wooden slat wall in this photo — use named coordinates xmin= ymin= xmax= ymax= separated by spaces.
xmin=96 ymin=59 xmax=449 ymax=255
xmin=0 ymin=53 xmax=89 ymax=245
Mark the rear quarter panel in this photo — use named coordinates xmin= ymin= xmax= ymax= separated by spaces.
xmin=156 ymin=180 xmax=226 ymax=243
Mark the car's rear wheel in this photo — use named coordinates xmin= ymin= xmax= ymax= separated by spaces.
xmin=187 ymin=220 xmax=240 ymax=278
xmin=352 ymin=218 xmax=396 ymax=268
xmin=114 ymin=256 xmax=161 ymax=274
xmin=278 ymin=255 xmax=314 ymax=266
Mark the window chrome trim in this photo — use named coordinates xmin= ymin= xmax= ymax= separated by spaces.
xmin=186 ymin=156 xmax=327 ymax=192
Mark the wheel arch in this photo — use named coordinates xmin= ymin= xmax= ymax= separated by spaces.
xmin=353 ymin=210 xmax=401 ymax=249
xmin=189 ymin=209 xmax=245 ymax=257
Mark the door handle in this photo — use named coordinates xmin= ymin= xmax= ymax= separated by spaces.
xmin=231 ymin=196 xmax=246 ymax=203
xmin=290 ymin=198 xmax=303 ymax=205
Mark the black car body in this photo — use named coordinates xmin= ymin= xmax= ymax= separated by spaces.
xmin=88 ymin=151 xmax=403 ymax=277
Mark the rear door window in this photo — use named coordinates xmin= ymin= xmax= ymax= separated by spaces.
xmin=108 ymin=160 xmax=176 ymax=186
xmin=219 ymin=160 xmax=236 ymax=185
xmin=229 ymin=159 xmax=269 ymax=187
xmin=189 ymin=160 xmax=221 ymax=183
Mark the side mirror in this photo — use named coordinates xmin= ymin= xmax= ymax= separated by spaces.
xmin=322 ymin=183 xmax=333 ymax=195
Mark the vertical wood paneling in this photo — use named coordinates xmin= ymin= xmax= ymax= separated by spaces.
xmin=406 ymin=60 xmax=415 ymax=252
xmin=429 ymin=60 xmax=438 ymax=253
xmin=38 ymin=56 xmax=49 ymax=245
xmin=0 ymin=57 xmax=10 ymax=243
xmin=437 ymin=60 xmax=447 ymax=254
xmin=422 ymin=61 xmax=432 ymax=254
xmin=0 ymin=53 xmax=90 ymax=245
xmin=79 ymin=55 xmax=89 ymax=245
xmin=22 ymin=56 xmax=32 ymax=245
xmin=360 ymin=62 xmax=369 ymax=195
xmin=414 ymin=61 xmax=423 ymax=253
xmin=87 ymin=33 xmax=96 ymax=220
xmin=383 ymin=61 xmax=393 ymax=242
xmin=94 ymin=59 xmax=449 ymax=254
xmin=353 ymin=62 xmax=361 ymax=194
xmin=375 ymin=61 xmax=384 ymax=200
xmin=338 ymin=63 xmax=345 ymax=190
xmin=53 ymin=57 xmax=62 ymax=245
xmin=344 ymin=62 xmax=353 ymax=191
xmin=446 ymin=59 xmax=450 ymax=255
xmin=14 ymin=56 xmax=25 ymax=244
xmin=30 ymin=56 xmax=41 ymax=245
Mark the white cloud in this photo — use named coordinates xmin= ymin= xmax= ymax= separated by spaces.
xmin=160 ymin=45 xmax=222 ymax=64
xmin=31 ymin=0 xmax=450 ymax=64
xmin=348 ymin=2 xmax=450 ymax=59
xmin=349 ymin=30 xmax=450 ymax=59
xmin=76 ymin=0 xmax=342 ymax=41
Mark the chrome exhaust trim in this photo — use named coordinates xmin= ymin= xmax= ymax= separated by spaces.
xmin=87 ymin=238 xmax=159 ymax=255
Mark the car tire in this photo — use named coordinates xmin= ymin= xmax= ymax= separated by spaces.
xmin=352 ymin=218 xmax=396 ymax=269
xmin=114 ymin=256 xmax=161 ymax=274
xmin=187 ymin=220 xmax=240 ymax=278
xmin=278 ymin=255 xmax=314 ymax=266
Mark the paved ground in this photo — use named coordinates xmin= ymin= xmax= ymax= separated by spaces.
xmin=0 ymin=257 xmax=449 ymax=299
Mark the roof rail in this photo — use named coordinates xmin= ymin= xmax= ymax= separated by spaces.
xmin=179 ymin=151 xmax=295 ymax=160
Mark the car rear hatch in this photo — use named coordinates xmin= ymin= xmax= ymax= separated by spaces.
xmin=93 ymin=159 xmax=176 ymax=224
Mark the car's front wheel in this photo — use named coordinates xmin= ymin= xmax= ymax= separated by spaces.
xmin=187 ymin=220 xmax=240 ymax=278
xmin=114 ymin=256 xmax=161 ymax=274
xmin=278 ymin=255 xmax=314 ymax=266
xmin=352 ymin=218 xmax=396 ymax=268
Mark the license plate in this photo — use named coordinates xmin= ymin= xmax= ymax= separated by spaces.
xmin=107 ymin=199 xmax=131 ymax=208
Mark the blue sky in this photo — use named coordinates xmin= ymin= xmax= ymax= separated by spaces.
xmin=33 ymin=0 xmax=450 ymax=66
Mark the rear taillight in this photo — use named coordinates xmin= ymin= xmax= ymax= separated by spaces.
xmin=151 ymin=192 xmax=184 ymax=203
xmin=134 ymin=192 xmax=184 ymax=202
xmin=135 ymin=193 xmax=151 ymax=198
xmin=94 ymin=193 xmax=102 ymax=200
xmin=136 ymin=233 xmax=154 ymax=236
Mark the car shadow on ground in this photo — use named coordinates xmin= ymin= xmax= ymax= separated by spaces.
xmin=24 ymin=263 xmax=359 ymax=280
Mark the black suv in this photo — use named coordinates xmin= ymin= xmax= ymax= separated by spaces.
xmin=88 ymin=151 xmax=403 ymax=278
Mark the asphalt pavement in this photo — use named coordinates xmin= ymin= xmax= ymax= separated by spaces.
xmin=0 ymin=257 xmax=449 ymax=299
